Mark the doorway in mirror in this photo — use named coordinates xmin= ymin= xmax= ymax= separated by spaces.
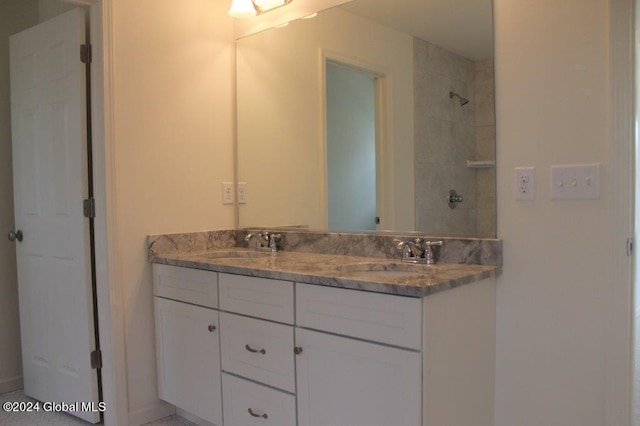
xmin=326 ymin=61 xmax=377 ymax=232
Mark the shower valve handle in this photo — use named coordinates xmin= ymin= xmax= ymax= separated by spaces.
xmin=448 ymin=190 xmax=463 ymax=209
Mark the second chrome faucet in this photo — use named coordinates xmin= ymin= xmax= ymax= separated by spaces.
xmin=395 ymin=238 xmax=443 ymax=264
xmin=245 ymin=231 xmax=282 ymax=252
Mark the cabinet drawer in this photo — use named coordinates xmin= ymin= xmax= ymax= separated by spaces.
xmin=222 ymin=373 xmax=296 ymax=426
xmin=220 ymin=312 xmax=295 ymax=392
xmin=219 ymin=273 xmax=294 ymax=324
xmin=153 ymin=264 xmax=218 ymax=308
xmin=296 ymin=283 xmax=422 ymax=350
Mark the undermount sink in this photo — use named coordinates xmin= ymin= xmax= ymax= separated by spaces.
xmin=190 ymin=250 xmax=273 ymax=260
xmin=334 ymin=262 xmax=435 ymax=277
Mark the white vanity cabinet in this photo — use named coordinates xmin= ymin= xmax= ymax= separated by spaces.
xmin=153 ymin=264 xmax=496 ymax=426
xmin=153 ymin=264 xmax=222 ymax=425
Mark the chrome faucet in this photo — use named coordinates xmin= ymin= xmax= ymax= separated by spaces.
xmin=244 ymin=231 xmax=281 ymax=252
xmin=395 ymin=238 xmax=423 ymax=260
xmin=267 ymin=233 xmax=282 ymax=252
xmin=423 ymin=240 xmax=443 ymax=264
xmin=395 ymin=238 xmax=443 ymax=264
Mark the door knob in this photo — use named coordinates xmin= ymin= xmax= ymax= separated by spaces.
xmin=8 ymin=230 xmax=23 ymax=242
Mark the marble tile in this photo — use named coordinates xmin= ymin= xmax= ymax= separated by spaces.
xmin=476 ymin=93 xmax=493 ymax=128
xmin=453 ymin=122 xmax=476 ymax=164
xmin=476 ymin=195 xmax=497 ymax=237
xmin=475 ymin=125 xmax=496 ymax=161
xmin=474 ymin=59 xmax=494 ymax=80
xmin=477 ymin=172 xmax=496 ymax=197
xmin=414 ymin=38 xmax=480 ymax=234
xmin=416 ymin=117 xmax=457 ymax=166
xmin=426 ymin=42 xmax=475 ymax=81
xmin=416 ymin=163 xmax=453 ymax=210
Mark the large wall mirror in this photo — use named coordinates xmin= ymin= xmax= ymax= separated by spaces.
xmin=236 ymin=0 xmax=495 ymax=237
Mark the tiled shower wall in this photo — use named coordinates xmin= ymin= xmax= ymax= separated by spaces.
xmin=414 ymin=39 xmax=496 ymax=236
xmin=475 ymin=60 xmax=496 ymax=236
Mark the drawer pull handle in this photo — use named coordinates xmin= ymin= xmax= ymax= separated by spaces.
xmin=245 ymin=344 xmax=266 ymax=355
xmin=208 ymin=325 xmax=217 ymax=332
xmin=294 ymin=346 xmax=303 ymax=355
xmin=248 ymin=408 xmax=268 ymax=419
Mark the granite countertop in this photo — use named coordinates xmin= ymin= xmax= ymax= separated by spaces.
xmin=149 ymin=248 xmax=500 ymax=298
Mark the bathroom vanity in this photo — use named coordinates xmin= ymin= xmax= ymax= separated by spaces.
xmin=149 ymin=230 xmax=500 ymax=426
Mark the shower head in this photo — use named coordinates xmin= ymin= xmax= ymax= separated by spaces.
xmin=449 ymin=91 xmax=469 ymax=107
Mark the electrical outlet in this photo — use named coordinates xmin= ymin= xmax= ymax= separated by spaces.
xmin=515 ymin=167 xmax=535 ymax=200
xmin=222 ymin=182 xmax=234 ymax=204
xmin=237 ymin=182 xmax=247 ymax=204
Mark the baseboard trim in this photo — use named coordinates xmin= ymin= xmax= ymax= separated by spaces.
xmin=0 ymin=376 xmax=23 ymax=395
xmin=128 ymin=400 xmax=175 ymax=426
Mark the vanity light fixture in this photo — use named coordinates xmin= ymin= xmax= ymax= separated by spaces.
xmin=228 ymin=0 xmax=257 ymax=18
xmin=228 ymin=0 xmax=293 ymax=18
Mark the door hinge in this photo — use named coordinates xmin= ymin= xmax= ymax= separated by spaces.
xmin=80 ymin=44 xmax=92 ymax=64
xmin=83 ymin=198 xmax=96 ymax=218
xmin=90 ymin=349 xmax=102 ymax=369
xmin=627 ymin=238 xmax=634 ymax=256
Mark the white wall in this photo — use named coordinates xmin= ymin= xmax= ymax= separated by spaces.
xmin=0 ymin=0 xmax=39 ymax=395
xmin=111 ymin=0 xmax=235 ymax=422
xmin=494 ymin=0 xmax=614 ymax=425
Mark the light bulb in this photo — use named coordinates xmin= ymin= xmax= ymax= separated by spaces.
xmin=228 ymin=0 xmax=257 ymax=18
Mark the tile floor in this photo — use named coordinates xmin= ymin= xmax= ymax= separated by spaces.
xmin=0 ymin=390 xmax=196 ymax=426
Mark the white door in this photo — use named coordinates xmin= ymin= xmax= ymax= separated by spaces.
xmin=295 ymin=328 xmax=422 ymax=426
xmin=9 ymin=8 xmax=100 ymax=423
xmin=325 ymin=62 xmax=377 ymax=231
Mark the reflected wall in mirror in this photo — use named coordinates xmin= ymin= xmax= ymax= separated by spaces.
xmin=236 ymin=0 xmax=495 ymax=237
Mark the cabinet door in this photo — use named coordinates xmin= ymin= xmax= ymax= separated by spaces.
xmin=296 ymin=328 xmax=422 ymax=426
xmin=155 ymin=297 xmax=222 ymax=425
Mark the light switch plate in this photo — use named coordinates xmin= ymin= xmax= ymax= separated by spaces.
xmin=551 ymin=164 xmax=600 ymax=200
